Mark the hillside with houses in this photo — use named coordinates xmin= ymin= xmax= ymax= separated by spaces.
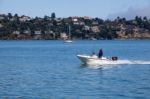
xmin=0 ymin=13 xmax=150 ymax=40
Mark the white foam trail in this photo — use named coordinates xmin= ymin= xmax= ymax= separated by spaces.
xmin=131 ymin=60 xmax=150 ymax=64
xmin=84 ymin=60 xmax=150 ymax=68
xmin=91 ymin=60 xmax=150 ymax=65
xmin=115 ymin=60 xmax=150 ymax=65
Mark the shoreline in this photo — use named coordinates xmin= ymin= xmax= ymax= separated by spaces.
xmin=0 ymin=38 xmax=150 ymax=41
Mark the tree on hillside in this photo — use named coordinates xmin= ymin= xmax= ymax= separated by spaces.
xmin=51 ymin=12 xmax=56 ymax=20
xmin=143 ymin=16 xmax=148 ymax=21
xmin=8 ymin=13 xmax=12 ymax=19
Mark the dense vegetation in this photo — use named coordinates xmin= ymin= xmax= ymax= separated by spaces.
xmin=0 ymin=13 xmax=150 ymax=40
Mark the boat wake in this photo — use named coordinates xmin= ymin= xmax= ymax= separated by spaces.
xmin=110 ymin=59 xmax=150 ymax=65
xmin=77 ymin=54 xmax=150 ymax=69
xmin=130 ymin=60 xmax=150 ymax=65
xmin=85 ymin=60 xmax=150 ymax=65
xmin=80 ymin=59 xmax=150 ymax=69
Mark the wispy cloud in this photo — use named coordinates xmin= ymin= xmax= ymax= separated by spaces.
xmin=108 ymin=4 xmax=150 ymax=20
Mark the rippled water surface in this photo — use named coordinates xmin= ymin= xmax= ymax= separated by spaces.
xmin=0 ymin=40 xmax=150 ymax=99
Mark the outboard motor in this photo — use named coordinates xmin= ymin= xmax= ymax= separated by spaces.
xmin=112 ymin=56 xmax=118 ymax=61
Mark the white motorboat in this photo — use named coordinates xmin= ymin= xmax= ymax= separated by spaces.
xmin=77 ymin=54 xmax=150 ymax=65
xmin=64 ymin=40 xmax=73 ymax=43
xmin=77 ymin=54 xmax=119 ymax=65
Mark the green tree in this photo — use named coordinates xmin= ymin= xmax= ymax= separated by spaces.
xmin=51 ymin=12 xmax=56 ymax=20
xmin=143 ymin=16 xmax=148 ymax=21
xmin=8 ymin=13 xmax=12 ymax=19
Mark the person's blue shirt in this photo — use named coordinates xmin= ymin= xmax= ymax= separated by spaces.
xmin=98 ymin=49 xmax=103 ymax=58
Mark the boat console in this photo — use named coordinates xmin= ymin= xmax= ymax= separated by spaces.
xmin=112 ymin=56 xmax=118 ymax=61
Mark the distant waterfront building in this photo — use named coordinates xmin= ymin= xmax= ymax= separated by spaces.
xmin=19 ymin=15 xmax=31 ymax=22
xmin=33 ymin=31 xmax=42 ymax=40
xmin=73 ymin=21 xmax=79 ymax=25
xmin=23 ymin=30 xmax=31 ymax=34
xmin=84 ymin=25 xmax=90 ymax=30
xmin=83 ymin=16 xmax=92 ymax=20
xmin=60 ymin=33 xmax=68 ymax=39
xmin=79 ymin=22 xmax=85 ymax=25
xmin=0 ymin=16 xmax=5 ymax=20
xmin=91 ymin=26 xmax=100 ymax=33
xmin=72 ymin=17 xmax=79 ymax=25
xmin=72 ymin=17 xmax=78 ymax=22
xmin=0 ymin=24 xmax=3 ymax=28
xmin=45 ymin=30 xmax=53 ymax=34
xmin=119 ymin=24 xmax=126 ymax=31
xmin=73 ymin=18 xmax=78 ymax=22
xmin=13 ymin=31 xmax=20 ymax=35
xmin=10 ymin=18 xmax=15 ymax=21
xmin=92 ymin=21 xmax=99 ymax=26
xmin=34 ymin=31 xmax=42 ymax=35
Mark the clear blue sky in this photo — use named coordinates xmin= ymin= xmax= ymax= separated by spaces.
xmin=0 ymin=0 xmax=150 ymax=19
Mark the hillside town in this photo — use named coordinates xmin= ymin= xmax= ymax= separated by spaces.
xmin=0 ymin=13 xmax=150 ymax=40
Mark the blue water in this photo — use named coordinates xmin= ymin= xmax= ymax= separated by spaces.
xmin=0 ymin=40 xmax=150 ymax=99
